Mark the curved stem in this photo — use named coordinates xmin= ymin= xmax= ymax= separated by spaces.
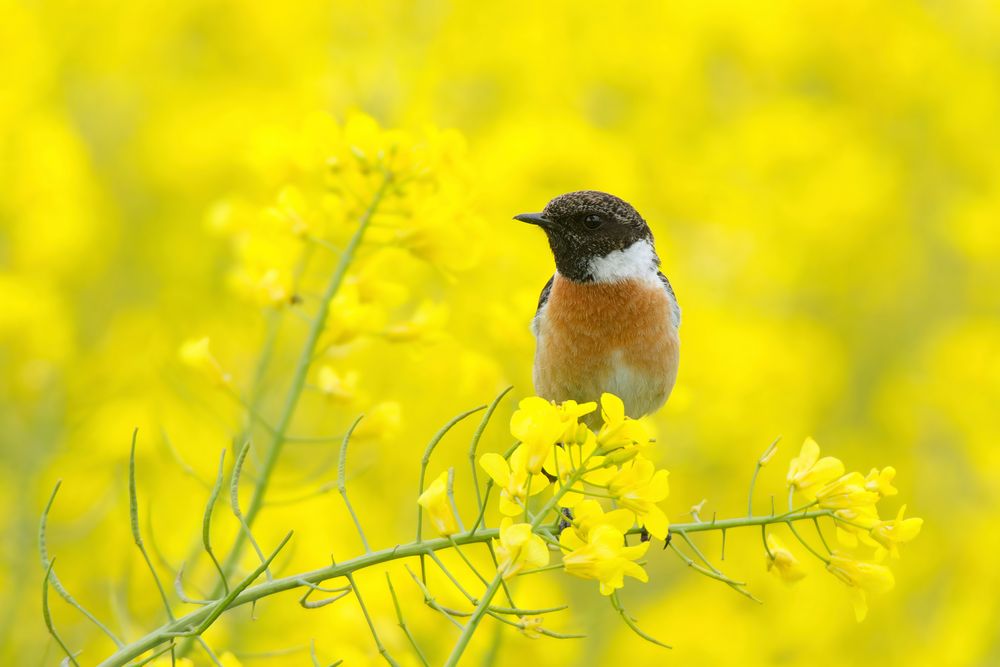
xmin=445 ymin=449 xmax=599 ymax=666
xmin=95 ymin=510 xmax=832 ymax=666
xmin=216 ymin=175 xmax=392 ymax=581
xmin=785 ymin=488 xmax=830 ymax=564
xmin=173 ymin=175 xmax=392 ymax=660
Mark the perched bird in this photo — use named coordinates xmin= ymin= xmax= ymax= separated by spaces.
xmin=516 ymin=191 xmax=680 ymax=421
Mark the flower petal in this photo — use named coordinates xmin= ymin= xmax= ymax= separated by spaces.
xmin=479 ymin=452 xmax=510 ymax=485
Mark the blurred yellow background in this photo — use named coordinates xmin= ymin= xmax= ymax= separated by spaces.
xmin=3 ymin=0 xmax=999 ymax=664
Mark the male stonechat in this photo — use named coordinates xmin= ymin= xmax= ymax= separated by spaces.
xmin=517 ymin=191 xmax=680 ymax=421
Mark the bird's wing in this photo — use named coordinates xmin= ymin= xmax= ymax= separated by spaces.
xmin=531 ymin=274 xmax=554 ymax=337
xmin=658 ymin=271 xmax=682 ymax=328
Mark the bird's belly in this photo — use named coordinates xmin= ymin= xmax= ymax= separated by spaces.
xmin=533 ymin=277 xmax=679 ymax=419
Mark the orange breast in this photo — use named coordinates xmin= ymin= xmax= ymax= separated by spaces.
xmin=534 ymin=275 xmax=679 ymax=418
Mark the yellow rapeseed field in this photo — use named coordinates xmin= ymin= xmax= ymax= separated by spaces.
xmin=2 ymin=1 xmax=999 ymax=665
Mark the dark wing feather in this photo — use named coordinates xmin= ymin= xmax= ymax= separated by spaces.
xmin=657 ymin=271 xmax=676 ymax=301
xmin=536 ymin=275 xmax=554 ymax=314
xmin=531 ymin=275 xmax=554 ymax=337
xmin=658 ymin=271 xmax=681 ymax=327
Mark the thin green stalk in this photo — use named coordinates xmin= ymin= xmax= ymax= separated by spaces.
xmin=673 ymin=531 xmax=760 ymax=603
xmin=488 ymin=604 xmax=568 ymax=616
xmin=40 ymin=481 xmax=124 ymax=647
xmin=129 ymin=430 xmax=175 ymax=622
xmin=813 ymin=517 xmax=833 ymax=553
xmin=346 ymin=573 xmax=400 ymax=666
xmin=610 ymin=591 xmax=670 ymax=649
xmin=42 ymin=559 xmax=79 ymax=666
xmin=196 ymin=637 xmax=223 ymax=666
xmin=443 ymin=575 xmax=504 ymax=667
xmin=485 ymin=542 xmax=515 ymax=607
xmin=217 ymin=174 xmax=392 ymax=584
xmin=470 ymin=442 xmax=519 ymax=532
xmin=468 ymin=387 xmax=514 ymax=509
xmin=310 ymin=639 xmax=344 ymax=667
xmin=95 ymin=511 xmax=832 ymax=666
xmin=446 ymin=467 xmax=466 ymax=533
xmin=338 ymin=415 xmax=371 ymax=552
xmin=485 ymin=611 xmax=584 ymax=640
xmin=447 ymin=536 xmax=489 ymax=586
xmin=426 ymin=549 xmax=477 ymax=602
xmin=747 ymin=437 xmax=780 ymax=518
xmin=165 ymin=532 xmax=293 ymax=640
xmin=417 ymin=404 xmax=487 ymax=581
xmin=239 ymin=240 xmax=313 ymax=449
xmin=406 ymin=565 xmax=466 ymax=629
xmin=202 ymin=449 xmax=229 ymax=593
xmin=386 ymin=573 xmax=430 ymax=667
xmin=786 ymin=487 xmax=830 ymax=564
xmin=444 ymin=450 xmax=595 ymax=666
xmin=230 ymin=441 xmax=270 ymax=577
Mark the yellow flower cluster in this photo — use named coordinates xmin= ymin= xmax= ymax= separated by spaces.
xmin=478 ymin=393 xmax=668 ymax=596
xmin=772 ymin=438 xmax=923 ymax=620
xmin=178 ymin=112 xmax=482 ymax=438
xmin=214 ymin=112 xmax=478 ymax=312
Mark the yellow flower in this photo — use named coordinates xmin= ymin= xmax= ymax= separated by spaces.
xmin=565 ymin=499 xmax=635 ymax=542
xmin=267 ymin=184 xmax=314 ymax=237
xmin=510 ymin=397 xmax=592 ymax=473
xmin=323 ymin=282 xmax=389 ymax=345
xmin=758 ymin=439 xmax=779 ymax=466
xmin=417 ymin=471 xmax=459 ymax=536
xmin=596 ymin=393 xmax=651 ymax=454
xmin=787 ymin=437 xmax=845 ymax=498
xmin=561 ymin=524 xmax=649 ymax=595
xmin=833 ymin=504 xmax=882 ymax=547
xmin=493 ymin=518 xmax=549 ymax=579
xmin=559 ymin=399 xmax=599 ymax=427
xmin=827 ymin=552 xmax=895 ymax=621
xmin=606 ymin=455 xmax=670 ymax=540
xmin=541 ymin=436 xmax=616 ymax=508
xmin=815 ymin=472 xmax=880 ymax=510
xmin=765 ymin=534 xmax=806 ymax=583
xmin=351 ymin=401 xmax=402 ymax=440
xmin=383 ymin=299 xmax=449 ymax=342
xmin=354 ymin=250 xmax=411 ymax=308
xmin=233 ymin=267 xmax=291 ymax=307
xmin=480 ymin=446 xmax=551 ymax=516
xmin=178 ymin=337 xmax=231 ymax=385
xmin=317 ymin=365 xmax=360 ymax=402
xmin=343 ymin=110 xmax=386 ymax=162
xmin=518 ymin=615 xmax=544 ymax=639
xmin=865 ymin=467 xmax=899 ymax=497
xmin=870 ymin=505 xmax=923 ymax=558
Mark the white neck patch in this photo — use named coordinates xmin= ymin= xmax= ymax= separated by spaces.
xmin=588 ymin=240 xmax=660 ymax=285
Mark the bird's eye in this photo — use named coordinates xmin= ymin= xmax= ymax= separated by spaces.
xmin=583 ymin=213 xmax=603 ymax=229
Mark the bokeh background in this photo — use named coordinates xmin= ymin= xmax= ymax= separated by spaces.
xmin=3 ymin=0 xmax=1000 ymax=664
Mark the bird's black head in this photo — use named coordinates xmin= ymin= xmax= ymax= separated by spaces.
xmin=515 ymin=191 xmax=657 ymax=282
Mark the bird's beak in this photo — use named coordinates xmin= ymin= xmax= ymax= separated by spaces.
xmin=514 ymin=212 xmax=552 ymax=229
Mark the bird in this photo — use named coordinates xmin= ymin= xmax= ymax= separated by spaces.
xmin=515 ymin=191 xmax=680 ymax=423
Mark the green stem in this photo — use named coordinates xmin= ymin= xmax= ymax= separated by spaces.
xmin=785 ymin=488 xmax=830 ymax=564
xmin=747 ymin=437 xmax=780 ymax=518
xmin=468 ymin=387 xmax=514 ymax=511
xmin=444 ymin=576 xmax=504 ymax=667
xmin=95 ymin=511 xmax=831 ymax=666
xmin=216 ymin=175 xmax=391 ymax=581
xmin=444 ymin=451 xmax=595 ymax=666
xmin=417 ymin=405 xmax=487 ymax=582
xmin=172 ymin=175 xmax=391 ymax=660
